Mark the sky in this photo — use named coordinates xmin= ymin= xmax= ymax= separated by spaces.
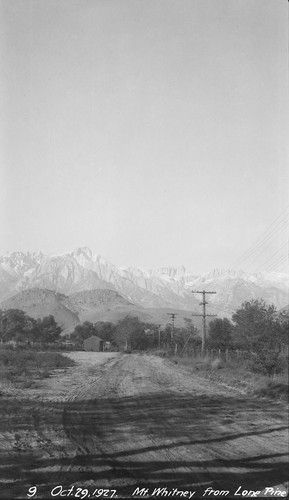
xmin=0 ymin=0 xmax=288 ymax=274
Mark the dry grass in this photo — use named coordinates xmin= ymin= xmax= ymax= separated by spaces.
xmin=169 ymin=353 xmax=288 ymax=403
xmin=0 ymin=348 xmax=75 ymax=388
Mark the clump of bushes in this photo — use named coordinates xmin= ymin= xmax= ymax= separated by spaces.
xmin=0 ymin=349 xmax=75 ymax=383
xmin=250 ymin=350 xmax=288 ymax=377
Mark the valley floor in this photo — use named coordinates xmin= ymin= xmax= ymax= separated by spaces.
xmin=0 ymin=352 xmax=288 ymax=499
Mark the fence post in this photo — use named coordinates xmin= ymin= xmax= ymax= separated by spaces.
xmin=225 ymin=348 xmax=229 ymax=363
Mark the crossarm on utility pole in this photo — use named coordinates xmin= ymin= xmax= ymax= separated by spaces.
xmin=167 ymin=313 xmax=177 ymax=343
xmin=192 ymin=290 xmax=217 ymax=352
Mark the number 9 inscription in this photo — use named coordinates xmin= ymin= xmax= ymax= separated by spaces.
xmin=27 ymin=486 xmax=37 ymax=498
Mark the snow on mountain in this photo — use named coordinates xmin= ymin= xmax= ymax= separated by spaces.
xmin=70 ymin=247 xmax=117 ymax=281
xmin=0 ymin=251 xmax=44 ymax=277
xmin=29 ymin=253 xmax=115 ymax=296
xmin=183 ymin=268 xmax=289 ymax=316
xmin=0 ymin=249 xmax=288 ymax=315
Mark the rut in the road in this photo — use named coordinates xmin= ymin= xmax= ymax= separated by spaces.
xmin=58 ymin=354 xmax=288 ymax=496
xmin=0 ymin=353 xmax=288 ymax=499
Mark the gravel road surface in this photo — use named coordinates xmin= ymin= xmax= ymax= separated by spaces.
xmin=0 ymin=352 xmax=288 ymax=499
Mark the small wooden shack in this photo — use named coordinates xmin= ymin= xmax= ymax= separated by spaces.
xmin=83 ymin=335 xmax=104 ymax=352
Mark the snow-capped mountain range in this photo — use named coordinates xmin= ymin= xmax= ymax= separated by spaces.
xmin=0 ymin=247 xmax=288 ymax=317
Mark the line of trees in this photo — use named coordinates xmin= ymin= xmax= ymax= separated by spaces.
xmin=207 ymin=300 xmax=289 ymax=375
xmin=0 ymin=309 xmax=62 ymax=345
xmin=70 ymin=316 xmax=201 ymax=352
xmin=70 ymin=317 xmax=159 ymax=351
xmin=1 ymin=299 xmax=288 ymax=376
xmin=67 ymin=299 xmax=289 ymax=364
xmin=207 ymin=299 xmax=288 ymax=351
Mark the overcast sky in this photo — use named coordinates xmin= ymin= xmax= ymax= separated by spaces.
xmin=0 ymin=0 xmax=288 ymax=273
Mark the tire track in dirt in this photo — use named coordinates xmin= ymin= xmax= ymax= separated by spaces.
xmin=59 ymin=354 xmax=289 ymax=496
xmin=0 ymin=352 xmax=288 ymax=498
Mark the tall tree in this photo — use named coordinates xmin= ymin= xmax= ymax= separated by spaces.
xmin=37 ymin=315 xmax=62 ymax=343
xmin=71 ymin=321 xmax=96 ymax=341
xmin=274 ymin=310 xmax=289 ymax=350
xmin=113 ymin=316 xmax=144 ymax=350
xmin=207 ymin=318 xmax=233 ymax=349
xmin=231 ymin=299 xmax=280 ymax=350
xmin=94 ymin=322 xmax=116 ymax=342
xmin=183 ymin=318 xmax=201 ymax=347
xmin=0 ymin=309 xmax=36 ymax=342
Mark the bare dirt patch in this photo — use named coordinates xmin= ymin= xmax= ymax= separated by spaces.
xmin=0 ymin=352 xmax=288 ymax=499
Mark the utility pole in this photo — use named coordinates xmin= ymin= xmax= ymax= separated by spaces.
xmin=192 ymin=290 xmax=217 ymax=352
xmin=167 ymin=313 xmax=177 ymax=343
xmin=157 ymin=324 xmax=161 ymax=348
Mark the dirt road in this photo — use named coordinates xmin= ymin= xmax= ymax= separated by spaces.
xmin=0 ymin=352 xmax=288 ymax=499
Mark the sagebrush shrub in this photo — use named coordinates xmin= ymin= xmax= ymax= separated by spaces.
xmin=250 ymin=350 xmax=288 ymax=377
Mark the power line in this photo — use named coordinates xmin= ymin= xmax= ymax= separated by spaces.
xmin=255 ymin=242 xmax=288 ymax=272
xmin=233 ymin=217 xmax=288 ymax=270
xmin=232 ymin=207 xmax=289 ymax=270
xmin=264 ymin=254 xmax=288 ymax=273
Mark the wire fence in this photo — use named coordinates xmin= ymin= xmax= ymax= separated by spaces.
xmin=177 ymin=344 xmax=288 ymax=360
xmin=179 ymin=347 xmax=248 ymax=361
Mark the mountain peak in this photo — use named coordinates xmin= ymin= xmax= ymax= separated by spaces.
xmin=0 ymin=251 xmax=44 ymax=276
xmin=200 ymin=269 xmax=245 ymax=280
xmin=70 ymin=247 xmax=113 ymax=266
xmin=0 ymin=249 xmax=288 ymax=314
xmin=72 ymin=247 xmax=93 ymax=257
